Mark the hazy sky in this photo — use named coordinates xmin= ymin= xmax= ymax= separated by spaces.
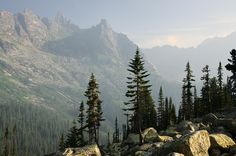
xmin=1 ymin=0 xmax=236 ymax=48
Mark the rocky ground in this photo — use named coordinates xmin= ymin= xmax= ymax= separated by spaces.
xmin=46 ymin=112 xmax=236 ymax=156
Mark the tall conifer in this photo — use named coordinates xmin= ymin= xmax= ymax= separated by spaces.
xmin=183 ymin=62 xmax=195 ymax=120
xmin=123 ymin=48 xmax=153 ymax=143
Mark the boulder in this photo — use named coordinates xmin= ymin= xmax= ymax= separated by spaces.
xmin=135 ymin=150 xmax=151 ymax=156
xmin=167 ymin=152 xmax=184 ymax=156
xmin=63 ymin=144 xmax=101 ymax=156
xmin=202 ymin=113 xmax=218 ymax=125
xmin=158 ymin=130 xmax=211 ymax=156
xmin=160 ymin=128 xmax=179 ymax=137
xmin=157 ymin=135 xmax=173 ymax=142
xmin=142 ymin=127 xmax=158 ymax=143
xmin=176 ymin=121 xmax=198 ymax=134
xmin=174 ymin=134 xmax=182 ymax=139
xmin=210 ymin=133 xmax=235 ymax=150
xmin=125 ymin=133 xmax=140 ymax=145
xmin=138 ymin=143 xmax=153 ymax=151
xmin=146 ymin=142 xmax=164 ymax=155
xmin=176 ymin=130 xmax=211 ymax=156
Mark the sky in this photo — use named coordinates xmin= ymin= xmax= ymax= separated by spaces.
xmin=1 ymin=0 xmax=236 ymax=48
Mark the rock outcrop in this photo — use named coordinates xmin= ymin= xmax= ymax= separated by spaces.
xmin=142 ymin=127 xmax=159 ymax=143
xmin=158 ymin=130 xmax=210 ymax=156
xmin=210 ymin=133 xmax=235 ymax=150
xmin=63 ymin=144 xmax=101 ymax=156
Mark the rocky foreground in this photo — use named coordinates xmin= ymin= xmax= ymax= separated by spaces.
xmin=46 ymin=113 xmax=236 ymax=156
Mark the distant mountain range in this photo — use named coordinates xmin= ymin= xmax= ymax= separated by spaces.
xmin=0 ymin=9 xmax=180 ymax=155
xmin=144 ymin=33 xmax=236 ymax=85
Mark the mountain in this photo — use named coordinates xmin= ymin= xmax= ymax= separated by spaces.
xmin=0 ymin=10 xmax=179 ymax=155
xmin=144 ymin=33 xmax=236 ymax=85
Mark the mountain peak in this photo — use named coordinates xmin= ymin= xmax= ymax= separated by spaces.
xmin=54 ymin=11 xmax=68 ymax=25
xmin=97 ymin=19 xmax=111 ymax=30
xmin=22 ymin=8 xmax=35 ymax=16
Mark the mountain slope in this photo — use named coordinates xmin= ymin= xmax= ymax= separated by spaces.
xmin=0 ymin=10 xmax=180 ymax=155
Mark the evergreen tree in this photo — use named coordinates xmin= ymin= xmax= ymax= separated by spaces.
xmin=113 ymin=117 xmax=119 ymax=143
xmin=177 ymin=105 xmax=183 ymax=123
xmin=77 ymin=101 xmax=85 ymax=146
xmin=170 ymin=103 xmax=177 ymax=125
xmin=209 ymin=77 xmax=219 ymax=112
xmin=180 ymin=84 xmax=186 ymax=121
xmin=168 ymin=97 xmax=176 ymax=125
xmin=164 ymin=97 xmax=169 ymax=129
xmin=65 ymin=120 xmax=79 ymax=148
xmin=96 ymin=98 xmax=104 ymax=144
xmin=193 ymin=86 xmax=199 ymax=118
xmin=3 ymin=127 xmax=9 ymax=156
xmin=85 ymin=73 xmax=103 ymax=144
xmin=183 ymin=62 xmax=195 ymax=120
xmin=107 ymin=132 xmax=111 ymax=148
xmin=141 ymin=89 xmax=157 ymax=129
xmin=157 ymin=86 xmax=165 ymax=130
xmin=168 ymin=97 xmax=172 ymax=123
xmin=11 ymin=125 xmax=17 ymax=156
xmin=123 ymin=48 xmax=153 ymax=143
xmin=225 ymin=49 xmax=236 ymax=105
xmin=223 ymin=82 xmax=234 ymax=108
xmin=59 ymin=134 xmax=65 ymax=152
xmin=217 ymin=62 xmax=224 ymax=109
xmin=201 ymin=65 xmax=211 ymax=114
xmin=122 ymin=124 xmax=127 ymax=141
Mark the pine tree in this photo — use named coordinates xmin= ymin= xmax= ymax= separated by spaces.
xmin=157 ymin=86 xmax=165 ymax=130
xmin=11 ymin=124 xmax=17 ymax=156
xmin=201 ymin=65 xmax=211 ymax=115
xmin=65 ymin=120 xmax=79 ymax=148
xmin=180 ymin=84 xmax=186 ymax=121
xmin=141 ymin=89 xmax=157 ymax=129
xmin=183 ymin=62 xmax=195 ymax=120
xmin=193 ymin=86 xmax=199 ymax=118
xmin=170 ymin=104 xmax=177 ymax=124
xmin=78 ymin=101 xmax=85 ymax=146
xmin=225 ymin=49 xmax=236 ymax=105
xmin=96 ymin=98 xmax=104 ymax=144
xmin=59 ymin=134 xmax=65 ymax=152
xmin=223 ymin=81 xmax=234 ymax=108
xmin=107 ymin=132 xmax=111 ymax=148
xmin=113 ymin=117 xmax=119 ymax=143
xmin=164 ymin=97 xmax=169 ymax=129
xmin=85 ymin=73 xmax=103 ymax=144
xmin=168 ymin=97 xmax=176 ymax=125
xmin=123 ymin=48 xmax=152 ymax=143
xmin=217 ymin=62 xmax=224 ymax=109
xmin=177 ymin=104 xmax=183 ymax=123
xmin=122 ymin=124 xmax=127 ymax=141
xmin=209 ymin=77 xmax=219 ymax=112
xmin=3 ymin=127 xmax=9 ymax=156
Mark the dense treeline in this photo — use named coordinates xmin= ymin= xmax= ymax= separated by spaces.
xmin=179 ymin=59 xmax=235 ymax=121
xmin=0 ymin=100 xmax=69 ymax=156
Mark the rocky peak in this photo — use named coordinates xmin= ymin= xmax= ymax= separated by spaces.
xmin=54 ymin=12 xmax=69 ymax=26
xmin=16 ymin=9 xmax=49 ymax=46
xmin=94 ymin=19 xmax=119 ymax=56
xmin=0 ymin=11 xmax=16 ymax=37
